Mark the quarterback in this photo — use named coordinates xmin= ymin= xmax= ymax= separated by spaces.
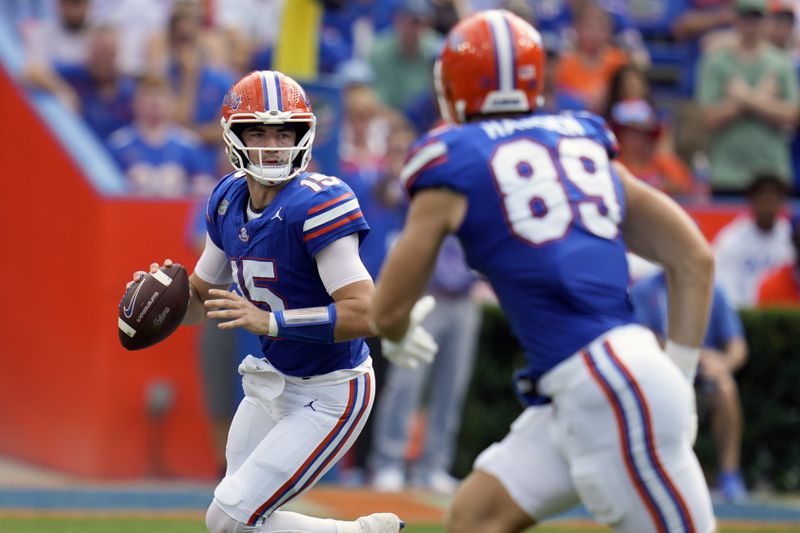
xmin=127 ymin=71 xmax=416 ymax=533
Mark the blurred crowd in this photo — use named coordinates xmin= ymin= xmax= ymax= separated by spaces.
xmin=9 ymin=0 xmax=800 ymax=200
xmin=7 ymin=0 xmax=800 ymax=503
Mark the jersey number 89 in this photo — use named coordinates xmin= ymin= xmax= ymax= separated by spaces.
xmin=491 ymin=137 xmax=621 ymax=246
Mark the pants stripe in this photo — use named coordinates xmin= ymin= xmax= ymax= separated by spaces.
xmin=276 ymin=372 xmax=373 ymax=507
xmin=247 ymin=375 xmax=363 ymax=525
xmin=602 ymin=341 xmax=696 ymax=533
xmin=582 ymin=349 xmax=667 ymax=532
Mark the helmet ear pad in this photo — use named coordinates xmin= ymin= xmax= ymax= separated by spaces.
xmin=289 ymin=122 xmax=310 ymax=168
xmin=228 ymin=123 xmax=251 ymax=167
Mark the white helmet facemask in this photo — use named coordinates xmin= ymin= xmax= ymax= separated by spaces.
xmin=222 ymin=110 xmax=316 ymax=187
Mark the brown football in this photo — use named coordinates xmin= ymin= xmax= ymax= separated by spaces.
xmin=118 ymin=263 xmax=190 ymax=350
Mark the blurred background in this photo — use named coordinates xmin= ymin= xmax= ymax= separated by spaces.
xmin=0 ymin=0 xmax=799 ymax=531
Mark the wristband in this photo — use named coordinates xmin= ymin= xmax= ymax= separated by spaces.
xmin=665 ymin=340 xmax=701 ymax=383
xmin=272 ymin=303 xmax=337 ymax=343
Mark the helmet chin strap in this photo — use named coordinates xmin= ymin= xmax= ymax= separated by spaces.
xmin=246 ymin=161 xmax=294 ymax=186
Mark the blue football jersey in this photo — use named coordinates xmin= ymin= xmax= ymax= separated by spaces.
xmin=205 ymin=171 xmax=371 ymax=377
xmin=403 ymin=112 xmax=635 ymax=395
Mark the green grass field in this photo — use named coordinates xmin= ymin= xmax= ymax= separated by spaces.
xmin=0 ymin=516 xmax=797 ymax=533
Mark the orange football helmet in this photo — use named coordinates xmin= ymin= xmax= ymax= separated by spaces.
xmin=220 ymin=70 xmax=316 ymax=186
xmin=436 ymin=10 xmax=545 ymax=125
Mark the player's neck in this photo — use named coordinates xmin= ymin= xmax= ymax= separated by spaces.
xmin=247 ymin=177 xmax=288 ymax=210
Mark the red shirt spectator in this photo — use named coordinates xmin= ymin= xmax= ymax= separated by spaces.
xmin=757 ymin=213 xmax=800 ymax=307
xmin=610 ymin=99 xmax=696 ymax=196
xmin=554 ymin=3 xmax=629 ymax=112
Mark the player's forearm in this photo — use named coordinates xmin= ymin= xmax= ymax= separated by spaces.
xmin=373 ymin=190 xmax=460 ymax=341
xmin=265 ymin=281 xmax=375 ymax=343
xmin=372 ymin=302 xmax=412 ymax=342
xmin=183 ymin=273 xmax=224 ymax=325
xmin=663 ymin=253 xmax=715 ymax=346
xmin=619 ymin=163 xmax=715 ymax=345
xmin=372 ymin=235 xmax=434 ymax=341
xmin=182 ymin=283 xmax=208 ymax=325
xmin=332 ymin=298 xmax=375 ymax=341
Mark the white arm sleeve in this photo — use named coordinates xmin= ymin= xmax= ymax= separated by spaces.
xmin=316 ymin=234 xmax=372 ymax=295
xmin=194 ymin=234 xmax=234 ymax=285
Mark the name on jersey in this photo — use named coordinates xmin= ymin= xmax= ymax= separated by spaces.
xmin=480 ymin=115 xmax=587 ymax=140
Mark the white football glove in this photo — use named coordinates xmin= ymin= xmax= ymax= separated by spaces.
xmin=381 ymin=295 xmax=438 ymax=369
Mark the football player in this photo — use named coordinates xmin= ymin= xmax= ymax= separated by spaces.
xmin=128 ymin=71 xmax=422 ymax=532
xmin=372 ymin=10 xmax=719 ymax=533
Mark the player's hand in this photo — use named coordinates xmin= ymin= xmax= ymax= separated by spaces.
xmin=381 ymin=296 xmax=438 ymax=369
xmin=205 ymin=288 xmax=270 ymax=335
xmin=126 ymin=259 xmax=173 ymax=290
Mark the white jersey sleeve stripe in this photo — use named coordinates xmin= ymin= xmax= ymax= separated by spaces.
xmin=303 ymin=199 xmax=361 ymax=231
xmin=400 ymin=141 xmax=447 ymax=187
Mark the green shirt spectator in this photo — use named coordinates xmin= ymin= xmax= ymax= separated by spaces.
xmin=369 ymin=3 xmax=441 ymax=112
xmin=697 ymin=42 xmax=798 ymax=191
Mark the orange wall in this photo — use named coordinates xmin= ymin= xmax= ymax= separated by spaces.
xmin=0 ymin=68 xmax=216 ymax=479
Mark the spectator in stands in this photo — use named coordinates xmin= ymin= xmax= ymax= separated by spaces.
xmin=715 ymin=174 xmax=796 ymax=307
xmin=340 ymin=74 xmax=394 ymax=178
xmin=403 ymin=84 xmax=441 ymax=135
xmin=89 ymin=0 xmax=178 ymax=76
xmin=108 ymin=74 xmax=215 ymax=197
xmin=554 ymin=2 xmax=629 ymax=113
xmin=757 ymin=213 xmax=800 ymax=306
xmin=340 ymin=123 xmax=414 ymax=486
xmin=630 ymin=268 xmax=750 ymax=503
xmin=370 ymin=234 xmax=481 ymax=495
xmin=696 ymin=0 xmax=799 ymax=194
xmin=610 ymin=99 xmax=697 ymax=198
xmin=765 ymin=0 xmax=797 ymax=52
xmin=671 ymin=0 xmax=736 ymax=96
xmin=157 ymin=3 xmax=236 ymax=173
xmin=603 ymin=63 xmax=652 ymax=117
xmin=212 ymin=0 xmax=285 ymax=75
xmin=350 ymin=124 xmax=414 ymax=283
xmin=20 ymin=0 xmax=93 ymax=67
xmin=426 ymin=0 xmax=463 ymax=35
xmin=540 ymin=48 xmax=586 ymax=114
xmin=23 ymin=25 xmax=135 ymax=142
xmin=4 ymin=0 xmax=52 ymax=26
xmin=369 ymin=0 xmax=442 ymax=113
xmin=764 ymin=0 xmax=800 ymax=193
xmin=673 ymin=0 xmax=736 ymax=43
xmin=531 ymin=0 xmax=650 ymax=66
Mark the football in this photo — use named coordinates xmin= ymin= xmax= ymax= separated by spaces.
xmin=118 ymin=263 xmax=190 ymax=351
